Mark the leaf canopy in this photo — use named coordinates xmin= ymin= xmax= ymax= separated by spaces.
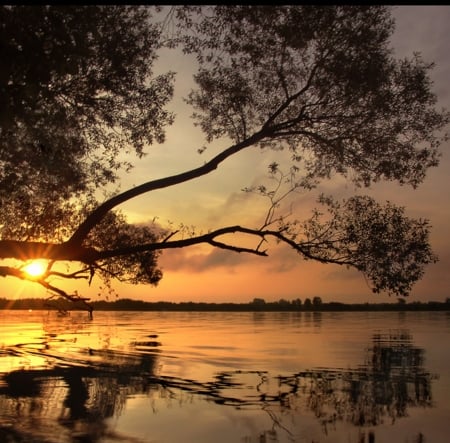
xmin=177 ymin=5 xmax=446 ymax=188
xmin=0 ymin=5 xmax=174 ymax=240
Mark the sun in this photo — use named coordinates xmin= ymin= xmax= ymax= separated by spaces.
xmin=23 ymin=260 xmax=47 ymax=278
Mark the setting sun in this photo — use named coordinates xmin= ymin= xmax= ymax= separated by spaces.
xmin=23 ymin=261 xmax=47 ymax=278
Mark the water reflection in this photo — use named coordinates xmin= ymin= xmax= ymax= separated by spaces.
xmin=146 ymin=332 xmax=434 ymax=442
xmin=252 ymin=311 xmax=323 ymax=329
xmin=280 ymin=331 xmax=434 ymax=432
xmin=0 ymin=347 xmax=159 ymax=442
xmin=0 ymin=317 xmax=438 ymax=443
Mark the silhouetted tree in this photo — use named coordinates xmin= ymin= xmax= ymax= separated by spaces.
xmin=312 ymin=296 xmax=323 ymax=308
xmin=291 ymin=298 xmax=302 ymax=308
xmin=0 ymin=6 xmax=448 ymax=307
xmin=277 ymin=298 xmax=291 ymax=308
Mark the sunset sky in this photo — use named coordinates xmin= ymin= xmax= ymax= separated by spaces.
xmin=7 ymin=6 xmax=450 ymax=304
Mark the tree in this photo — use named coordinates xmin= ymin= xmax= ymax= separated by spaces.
xmin=291 ymin=298 xmax=302 ymax=308
xmin=0 ymin=5 xmax=172 ymax=308
xmin=312 ymin=297 xmax=323 ymax=308
xmin=0 ymin=5 xmax=448 ymax=312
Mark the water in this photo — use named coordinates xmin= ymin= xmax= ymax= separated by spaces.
xmin=0 ymin=310 xmax=448 ymax=442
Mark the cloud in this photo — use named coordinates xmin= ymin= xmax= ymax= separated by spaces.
xmin=159 ymin=246 xmax=253 ymax=273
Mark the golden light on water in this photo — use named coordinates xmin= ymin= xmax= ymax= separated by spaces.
xmin=23 ymin=260 xmax=47 ymax=278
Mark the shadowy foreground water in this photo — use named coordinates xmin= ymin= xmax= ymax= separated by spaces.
xmin=0 ymin=310 xmax=448 ymax=442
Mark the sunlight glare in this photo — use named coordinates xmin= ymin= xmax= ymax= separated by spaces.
xmin=23 ymin=261 xmax=47 ymax=278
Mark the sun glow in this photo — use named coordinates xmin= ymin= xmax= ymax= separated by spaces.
xmin=23 ymin=261 xmax=47 ymax=278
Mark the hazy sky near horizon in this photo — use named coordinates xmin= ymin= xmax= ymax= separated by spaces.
xmin=8 ymin=6 xmax=450 ymax=304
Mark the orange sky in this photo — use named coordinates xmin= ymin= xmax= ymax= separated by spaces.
xmin=4 ymin=6 xmax=450 ymax=304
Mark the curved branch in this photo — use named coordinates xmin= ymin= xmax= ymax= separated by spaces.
xmin=0 ymin=266 xmax=32 ymax=281
xmin=0 ymin=240 xmax=98 ymax=262
xmin=39 ymin=280 xmax=93 ymax=316
xmin=94 ymin=225 xmax=353 ymax=267
xmin=0 ymin=265 xmax=93 ymax=314
xmin=68 ymin=130 xmax=267 ymax=247
xmin=46 ymin=269 xmax=91 ymax=280
xmin=67 ymin=77 xmax=321 ymax=250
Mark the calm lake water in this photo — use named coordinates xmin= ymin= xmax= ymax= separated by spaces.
xmin=0 ymin=309 xmax=449 ymax=443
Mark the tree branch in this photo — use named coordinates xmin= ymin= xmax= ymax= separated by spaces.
xmin=93 ymin=224 xmax=353 ymax=267
xmin=0 ymin=265 xmax=93 ymax=314
xmin=65 ymin=63 xmax=320 ymax=250
xmin=0 ymin=240 xmax=98 ymax=262
xmin=263 ymin=63 xmax=319 ymax=129
xmin=67 ymin=131 xmax=267 ymax=247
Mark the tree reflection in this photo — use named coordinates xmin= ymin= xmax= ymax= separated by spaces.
xmin=0 ymin=330 xmax=436 ymax=442
xmin=0 ymin=344 xmax=159 ymax=442
xmin=236 ymin=331 xmax=435 ymax=441
xmin=151 ymin=331 xmax=434 ymax=441
xmin=299 ymin=331 xmax=434 ymax=430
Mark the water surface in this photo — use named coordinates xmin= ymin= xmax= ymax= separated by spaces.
xmin=0 ymin=310 xmax=448 ymax=442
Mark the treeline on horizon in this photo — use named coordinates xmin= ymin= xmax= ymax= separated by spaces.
xmin=0 ymin=296 xmax=449 ymax=312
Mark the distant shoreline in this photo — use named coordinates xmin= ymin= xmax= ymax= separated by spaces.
xmin=1 ymin=297 xmax=449 ymax=312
